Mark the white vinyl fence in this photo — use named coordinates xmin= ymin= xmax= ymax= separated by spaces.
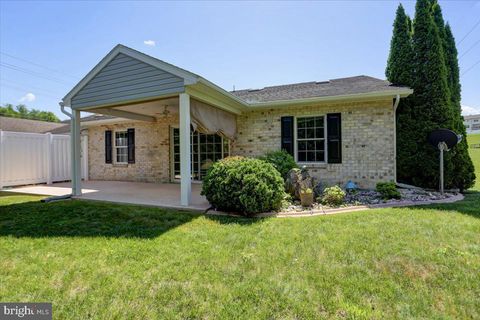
xmin=0 ymin=130 xmax=87 ymax=188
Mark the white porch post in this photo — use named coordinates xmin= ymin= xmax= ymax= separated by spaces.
xmin=71 ymin=109 xmax=82 ymax=196
xmin=179 ymin=93 xmax=191 ymax=206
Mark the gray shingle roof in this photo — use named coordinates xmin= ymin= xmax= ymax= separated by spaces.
xmin=230 ymin=75 xmax=408 ymax=103
xmin=0 ymin=116 xmax=68 ymax=134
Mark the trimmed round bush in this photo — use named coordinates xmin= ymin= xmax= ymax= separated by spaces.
xmin=376 ymin=182 xmax=401 ymax=200
xmin=201 ymin=156 xmax=285 ymax=215
xmin=320 ymin=185 xmax=346 ymax=207
xmin=259 ymin=150 xmax=298 ymax=179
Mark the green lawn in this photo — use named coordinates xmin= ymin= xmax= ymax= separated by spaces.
xmin=1 ymin=191 xmax=479 ymax=319
xmin=468 ymin=133 xmax=480 ymax=190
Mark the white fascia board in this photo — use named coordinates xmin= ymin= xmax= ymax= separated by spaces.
xmin=246 ymin=89 xmax=414 ymax=109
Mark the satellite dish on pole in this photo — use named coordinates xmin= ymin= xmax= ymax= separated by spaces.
xmin=427 ymin=129 xmax=462 ymax=194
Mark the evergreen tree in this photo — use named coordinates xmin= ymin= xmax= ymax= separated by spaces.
xmin=410 ymin=0 xmax=453 ymax=189
xmin=431 ymin=0 xmax=475 ymax=190
xmin=385 ymin=4 xmax=416 ymax=184
xmin=444 ymin=23 xmax=476 ymax=190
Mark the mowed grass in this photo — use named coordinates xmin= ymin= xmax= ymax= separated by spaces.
xmin=468 ymin=133 xmax=480 ymax=190
xmin=1 ymin=191 xmax=479 ymax=319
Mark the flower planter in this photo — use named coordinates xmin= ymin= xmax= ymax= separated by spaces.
xmin=300 ymin=192 xmax=314 ymax=207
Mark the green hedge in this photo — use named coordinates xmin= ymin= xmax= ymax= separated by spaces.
xmin=258 ymin=150 xmax=298 ymax=179
xmin=376 ymin=182 xmax=401 ymax=200
xmin=201 ymin=156 xmax=285 ymax=215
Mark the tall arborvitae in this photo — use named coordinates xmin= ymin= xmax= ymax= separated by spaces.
xmin=385 ymin=4 xmax=416 ymax=184
xmin=410 ymin=0 xmax=453 ymax=189
xmin=444 ymin=23 xmax=476 ymax=190
xmin=431 ymin=0 xmax=475 ymax=190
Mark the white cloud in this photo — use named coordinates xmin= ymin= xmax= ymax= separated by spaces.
xmin=462 ymin=104 xmax=480 ymax=116
xmin=19 ymin=93 xmax=36 ymax=103
xmin=143 ymin=40 xmax=156 ymax=47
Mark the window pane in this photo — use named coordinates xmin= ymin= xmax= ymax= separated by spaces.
xmin=306 ymin=128 xmax=315 ymax=139
xmin=316 ymin=151 xmax=325 ymax=162
xmin=315 ymin=117 xmax=324 ymax=128
xmin=297 ymin=118 xmax=306 ymax=128
xmin=306 ymin=151 xmax=315 ymax=162
xmin=315 ymin=140 xmax=325 ymax=150
xmin=307 ymin=140 xmax=315 ymax=150
xmin=315 ymin=128 xmax=324 ymax=139
xmin=298 ymin=141 xmax=306 ymax=151
xmin=306 ymin=118 xmax=315 ymax=128
xmin=297 ymin=128 xmax=305 ymax=139
xmin=115 ymin=132 xmax=128 ymax=147
xmin=298 ymin=152 xmax=306 ymax=162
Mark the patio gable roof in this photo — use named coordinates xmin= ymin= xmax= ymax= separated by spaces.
xmin=63 ymin=44 xmax=200 ymax=109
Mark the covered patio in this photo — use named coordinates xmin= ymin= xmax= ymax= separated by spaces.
xmin=6 ymin=181 xmax=210 ymax=211
xmin=61 ymin=44 xmax=246 ymax=207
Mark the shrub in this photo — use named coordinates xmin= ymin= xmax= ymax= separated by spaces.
xmin=201 ymin=156 xmax=285 ymax=215
xmin=320 ymin=186 xmax=345 ymax=206
xmin=376 ymin=182 xmax=401 ymax=200
xmin=259 ymin=150 xmax=298 ymax=179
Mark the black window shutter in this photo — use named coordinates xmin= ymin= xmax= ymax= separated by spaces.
xmin=105 ymin=130 xmax=112 ymax=164
xmin=327 ymin=113 xmax=342 ymax=163
xmin=281 ymin=116 xmax=294 ymax=156
xmin=127 ymin=128 xmax=135 ymax=164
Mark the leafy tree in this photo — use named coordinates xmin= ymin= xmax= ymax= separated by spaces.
xmin=0 ymin=103 xmax=60 ymax=122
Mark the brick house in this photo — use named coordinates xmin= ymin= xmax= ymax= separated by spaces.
xmin=62 ymin=44 xmax=412 ymax=206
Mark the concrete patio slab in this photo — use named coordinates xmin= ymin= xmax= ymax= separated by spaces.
xmin=3 ymin=180 xmax=210 ymax=211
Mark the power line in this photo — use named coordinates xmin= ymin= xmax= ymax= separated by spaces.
xmin=459 ymin=39 xmax=480 ymax=59
xmin=0 ymin=78 xmax=60 ymax=95
xmin=0 ymin=62 xmax=72 ymax=85
xmin=461 ymin=58 xmax=480 ymax=77
xmin=0 ymin=51 xmax=80 ymax=80
xmin=458 ymin=18 xmax=480 ymax=45
xmin=0 ymin=83 xmax=59 ymax=99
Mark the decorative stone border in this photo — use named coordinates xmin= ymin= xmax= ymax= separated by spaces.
xmin=206 ymin=193 xmax=465 ymax=218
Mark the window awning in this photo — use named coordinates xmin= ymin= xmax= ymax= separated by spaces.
xmin=190 ymin=99 xmax=237 ymax=140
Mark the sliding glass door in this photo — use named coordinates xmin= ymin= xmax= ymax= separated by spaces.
xmin=171 ymin=128 xmax=230 ymax=181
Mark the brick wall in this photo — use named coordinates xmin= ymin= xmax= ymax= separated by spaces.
xmin=87 ymin=114 xmax=178 ymax=183
xmin=232 ymin=99 xmax=395 ymax=189
xmin=86 ymin=98 xmax=395 ymax=189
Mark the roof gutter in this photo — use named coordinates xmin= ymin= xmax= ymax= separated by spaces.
xmin=246 ymin=89 xmax=413 ymax=108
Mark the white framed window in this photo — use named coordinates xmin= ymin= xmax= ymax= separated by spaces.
xmin=295 ymin=115 xmax=326 ymax=163
xmin=115 ymin=131 xmax=128 ymax=164
xmin=171 ymin=128 xmax=230 ymax=181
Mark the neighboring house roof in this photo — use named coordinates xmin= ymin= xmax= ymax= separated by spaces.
xmin=0 ymin=116 xmax=68 ymax=134
xmin=463 ymin=114 xmax=480 ymax=120
xmin=230 ymin=76 xmax=409 ymax=103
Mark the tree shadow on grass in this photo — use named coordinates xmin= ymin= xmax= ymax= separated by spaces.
xmin=0 ymin=195 xmax=200 ymax=239
xmin=406 ymin=190 xmax=480 ymax=219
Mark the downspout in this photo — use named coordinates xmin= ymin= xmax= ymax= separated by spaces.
xmin=393 ymin=94 xmax=400 ymax=184
xmin=59 ymin=102 xmax=75 ymax=199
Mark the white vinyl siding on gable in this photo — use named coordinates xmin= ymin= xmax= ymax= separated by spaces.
xmin=295 ymin=116 xmax=326 ymax=163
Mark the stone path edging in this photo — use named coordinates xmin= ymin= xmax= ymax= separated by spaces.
xmin=206 ymin=193 xmax=465 ymax=218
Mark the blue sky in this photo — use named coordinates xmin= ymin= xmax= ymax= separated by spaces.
xmin=1 ymin=0 xmax=479 ymax=120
